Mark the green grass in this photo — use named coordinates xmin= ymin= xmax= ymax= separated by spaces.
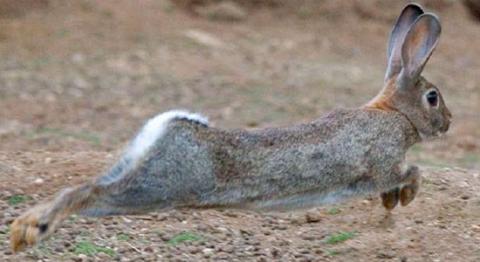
xmin=167 ymin=232 xmax=202 ymax=246
xmin=7 ymin=195 xmax=32 ymax=206
xmin=324 ymin=231 xmax=355 ymax=245
xmin=116 ymin=233 xmax=130 ymax=241
xmin=327 ymin=207 xmax=341 ymax=215
xmin=325 ymin=249 xmax=340 ymax=256
xmin=73 ymin=241 xmax=115 ymax=257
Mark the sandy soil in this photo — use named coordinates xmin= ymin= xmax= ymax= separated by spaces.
xmin=0 ymin=0 xmax=479 ymax=261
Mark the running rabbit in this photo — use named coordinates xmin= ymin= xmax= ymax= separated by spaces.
xmin=11 ymin=3 xmax=451 ymax=252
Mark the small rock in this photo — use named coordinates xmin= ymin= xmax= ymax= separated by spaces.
xmin=188 ymin=246 xmax=201 ymax=254
xmin=155 ymin=213 xmax=168 ymax=221
xmin=377 ymin=250 xmax=396 ymax=259
xmin=305 ymin=211 xmax=322 ymax=223
xmin=34 ymin=178 xmax=44 ymax=185
xmin=195 ymin=1 xmax=247 ymax=22
xmin=273 ymin=225 xmax=288 ymax=230
xmin=214 ymin=227 xmax=229 ymax=234
xmin=290 ymin=215 xmax=307 ymax=225
xmin=121 ymin=217 xmax=132 ymax=223
xmin=184 ymin=30 xmax=226 ymax=49
xmin=97 ymin=252 xmax=111 ymax=259
xmin=223 ymin=211 xmax=238 ymax=218
xmin=202 ymin=247 xmax=214 ymax=257
xmin=461 ymin=195 xmax=470 ymax=200
xmin=302 ymin=234 xmax=316 ymax=241
xmin=271 ymin=247 xmax=280 ymax=257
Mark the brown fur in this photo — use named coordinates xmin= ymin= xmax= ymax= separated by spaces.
xmin=365 ymin=79 xmax=397 ymax=111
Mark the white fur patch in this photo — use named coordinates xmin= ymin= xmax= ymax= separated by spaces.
xmin=125 ymin=110 xmax=208 ymax=161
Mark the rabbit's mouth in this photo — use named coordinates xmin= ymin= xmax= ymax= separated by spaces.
xmin=418 ymin=130 xmax=446 ymax=141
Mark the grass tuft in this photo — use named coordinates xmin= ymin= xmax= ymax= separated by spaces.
xmin=327 ymin=207 xmax=341 ymax=215
xmin=116 ymin=233 xmax=130 ymax=241
xmin=73 ymin=241 xmax=115 ymax=257
xmin=7 ymin=195 xmax=32 ymax=206
xmin=167 ymin=232 xmax=202 ymax=245
xmin=325 ymin=249 xmax=340 ymax=256
xmin=324 ymin=231 xmax=355 ymax=244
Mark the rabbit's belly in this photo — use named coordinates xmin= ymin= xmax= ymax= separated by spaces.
xmin=249 ymin=187 xmax=360 ymax=211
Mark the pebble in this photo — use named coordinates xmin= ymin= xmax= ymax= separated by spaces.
xmin=202 ymin=248 xmax=214 ymax=257
xmin=271 ymin=247 xmax=280 ymax=257
xmin=302 ymin=234 xmax=317 ymax=241
xmin=305 ymin=211 xmax=322 ymax=223
xmin=194 ymin=1 xmax=247 ymax=22
xmin=377 ymin=250 xmax=396 ymax=259
xmin=461 ymin=195 xmax=470 ymax=200
xmin=34 ymin=178 xmax=44 ymax=184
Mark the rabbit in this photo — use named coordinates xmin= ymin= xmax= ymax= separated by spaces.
xmin=11 ymin=3 xmax=451 ymax=252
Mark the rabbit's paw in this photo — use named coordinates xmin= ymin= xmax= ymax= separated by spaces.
xmin=400 ymin=178 xmax=420 ymax=206
xmin=381 ymin=187 xmax=400 ymax=211
xmin=399 ymin=165 xmax=420 ymax=206
xmin=10 ymin=204 xmax=51 ymax=252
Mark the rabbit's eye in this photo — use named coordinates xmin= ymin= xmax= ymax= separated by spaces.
xmin=37 ymin=223 xmax=49 ymax=234
xmin=426 ymin=90 xmax=438 ymax=107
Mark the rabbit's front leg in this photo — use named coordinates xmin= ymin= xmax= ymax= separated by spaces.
xmin=380 ymin=165 xmax=420 ymax=210
xmin=399 ymin=165 xmax=420 ymax=206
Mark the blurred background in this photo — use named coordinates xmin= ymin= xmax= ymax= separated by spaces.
xmin=0 ymin=0 xmax=479 ymax=169
xmin=0 ymin=1 xmax=479 ymax=261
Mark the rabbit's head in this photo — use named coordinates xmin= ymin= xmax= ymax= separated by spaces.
xmin=367 ymin=3 xmax=452 ymax=139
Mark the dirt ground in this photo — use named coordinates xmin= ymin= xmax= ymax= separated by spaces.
xmin=0 ymin=0 xmax=479 ymax=261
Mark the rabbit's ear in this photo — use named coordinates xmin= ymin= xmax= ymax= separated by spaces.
xmin=400 ymin=13 xmax=441 ymax=82
xmin=385 ymin=3 xmax=424 ymax=82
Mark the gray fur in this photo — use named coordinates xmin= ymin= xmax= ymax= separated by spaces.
xmin=82 ymin=109 xmax=418 ymax=215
